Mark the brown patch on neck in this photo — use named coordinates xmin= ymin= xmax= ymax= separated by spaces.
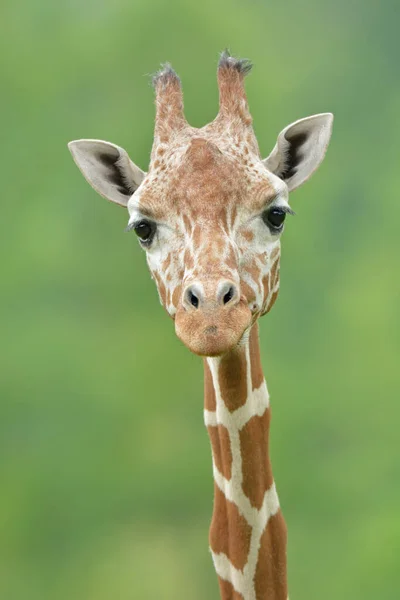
xmin=239 ymin=409 xmax=273 ymax=509
xmin=208 ymin=424 xmax=232 ymax=480
xmin=218 ymin=577 xmax=244 ymax=600
xmin=204 ymin=359 xmax=217 ymax=411
xmin=254 ymin=510 xmax=288 ymax=599
xmin=249 ymin=322 xmax=264 ymax=390
xmin=209 ymin=484 xmax=252 ymax=571
xmin=218 ymin=348 xmax=248 ymax=411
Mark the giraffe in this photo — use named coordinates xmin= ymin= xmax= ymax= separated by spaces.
xmin=68 ymin=51 xmax=333 ymax=600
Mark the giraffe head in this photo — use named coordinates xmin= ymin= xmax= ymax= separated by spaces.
xmin=69 ymin=52 xmax=333 ymax=357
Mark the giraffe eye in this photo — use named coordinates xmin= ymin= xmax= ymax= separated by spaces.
xmin=133 ymin=220 xmax=156 ymax=245
xmin=262 ymin=208 xmax=286 ymax=232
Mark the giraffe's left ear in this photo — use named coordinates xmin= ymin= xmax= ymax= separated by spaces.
xmin=68 ymin=139 xmax=146 ymax=207
xmin=263 ymin=113 xmax=333 ymax=192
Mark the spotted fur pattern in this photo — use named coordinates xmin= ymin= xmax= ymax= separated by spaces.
xmin=204 ymin=325 xmax=288 ymax=599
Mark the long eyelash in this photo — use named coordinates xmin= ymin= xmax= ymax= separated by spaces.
xmin=124 ymin=222 xmax=136 ymax=232
xmin=280 ymin=206 xmax=296 ymax=216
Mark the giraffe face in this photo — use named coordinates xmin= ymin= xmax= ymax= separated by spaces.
xmin=126 ymin=135 xmax=289 ymax=356
xmin=68 ymin=54 xmax=333 ymax=357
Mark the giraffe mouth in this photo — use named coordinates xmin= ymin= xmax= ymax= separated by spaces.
xmin=204 ymin=325 xmax=218 ymax=335
xmin=174 ymin=299 xmax=252 ymax=357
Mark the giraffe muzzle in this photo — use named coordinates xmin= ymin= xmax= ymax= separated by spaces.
xmin=175 ymin=280 xmax=252 ymax=356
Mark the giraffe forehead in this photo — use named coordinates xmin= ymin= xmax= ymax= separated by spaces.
xmin=137 ymin=146 xmax=277 ymax=223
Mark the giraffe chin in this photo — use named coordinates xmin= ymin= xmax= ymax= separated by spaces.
xmin=175 ymin=301 xmax=252 ymax=357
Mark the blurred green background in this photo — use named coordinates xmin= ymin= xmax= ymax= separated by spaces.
xmin=1 ymin=0 xmax=399 ymax=598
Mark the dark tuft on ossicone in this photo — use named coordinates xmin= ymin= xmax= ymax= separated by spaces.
xmin=151 ymin=63 xmax=181 ymax=88
xmin=218 ymin=49 xmax=253 ymax=75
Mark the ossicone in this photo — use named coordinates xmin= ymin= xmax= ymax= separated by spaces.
xmin=152 ymin=62 xmax=188 ymax=144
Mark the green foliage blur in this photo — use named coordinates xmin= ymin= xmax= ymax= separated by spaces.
xmin=1 ymin=0 xmax=399 ymax=598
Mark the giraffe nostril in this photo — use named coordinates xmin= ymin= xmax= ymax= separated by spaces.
xmin=187 ymin=289 xmax=199 ymax=309
xmin=223 ymin=286 xmax=235 ymax=305
xmin=218 ymin=281 xmax=239 ymax=307
xmin=183 ymin=281 xmax=238 ymax=311
xmin=183 ymin=284 xmax=203 ymax=310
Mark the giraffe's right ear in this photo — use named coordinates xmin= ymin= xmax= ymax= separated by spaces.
xmin=68 ymin=140 xmax=146 ymax=207
xmin=263 ymin=113 xmax=333 ymax=192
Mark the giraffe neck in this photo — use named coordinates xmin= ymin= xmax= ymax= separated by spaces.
xmin=204 ymin=323 xmax=288 ymax=600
